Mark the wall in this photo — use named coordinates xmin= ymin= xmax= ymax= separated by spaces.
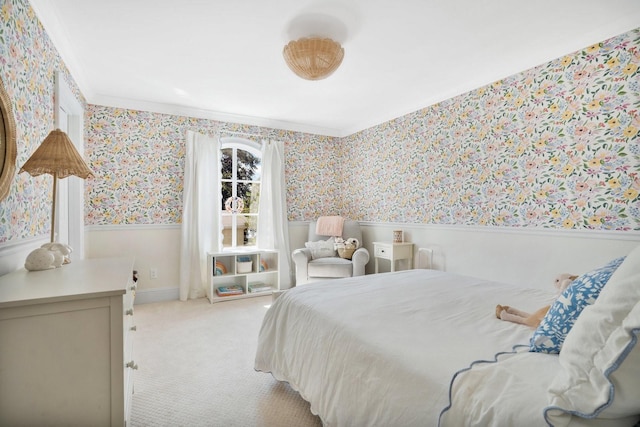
xmin=83 ymin=33 xmax=640 ymax=233
xmin=85 ymin=105 xmax=339 ymax=226
xmin=0 ymin=0 xmax=85 ymax=272
xmin=358 ymin=223 xmax=637 ymax=290
xmin=84 ymin=31 xmax=639 ymax=294
xmin=339 ymin=29 xmax=640 ymax=231
xmin=1 ymin=0 xmax=638 ymax=296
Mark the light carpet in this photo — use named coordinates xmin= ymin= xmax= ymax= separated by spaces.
xmin=130 ymin=295 xmax=323 ymax=427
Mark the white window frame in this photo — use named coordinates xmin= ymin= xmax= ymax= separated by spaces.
xmin=220 ymin=137 xmax=261 ymax=250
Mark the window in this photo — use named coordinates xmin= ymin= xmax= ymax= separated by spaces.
xmin=220 ymin=137 xmax=261 ymax=249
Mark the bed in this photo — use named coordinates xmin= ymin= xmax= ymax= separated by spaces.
xmin=254 ymin=246 xmax=640 ymax=427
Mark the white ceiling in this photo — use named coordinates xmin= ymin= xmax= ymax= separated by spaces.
xmin=29 ymin=0 xmax=640 ymax=137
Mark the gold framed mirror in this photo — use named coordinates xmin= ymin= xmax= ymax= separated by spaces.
xmin=0 ymin=76 xmax=17 ymax=201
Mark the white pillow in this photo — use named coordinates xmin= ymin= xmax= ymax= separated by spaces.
xmin=305 ymin=238 xmax=336 ymax=260
xmin=544 ymin=245 xmax=640 ymax=426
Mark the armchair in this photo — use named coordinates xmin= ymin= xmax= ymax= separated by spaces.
xmin=293 ymin=219 xmax=370 ymax=285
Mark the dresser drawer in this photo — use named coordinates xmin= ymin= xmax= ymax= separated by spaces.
xmin=374 ymin=244 xmax=392 ymax=259
xmin=123 ymin=276 xmax=137 ymax=427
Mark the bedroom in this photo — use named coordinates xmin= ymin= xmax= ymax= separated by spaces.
xmin=0 ymin=0 xmax=639 ymax=425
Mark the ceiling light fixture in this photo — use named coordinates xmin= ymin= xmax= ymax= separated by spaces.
xmin=283 ymin=37 xmax=344 ymax=80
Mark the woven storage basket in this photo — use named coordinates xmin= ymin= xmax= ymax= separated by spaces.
xmin=337 ymin=247 xmax=355 ymax=260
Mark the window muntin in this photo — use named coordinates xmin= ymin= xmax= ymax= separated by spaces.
xmin=220 ymin=138 xmax=261 ymax=248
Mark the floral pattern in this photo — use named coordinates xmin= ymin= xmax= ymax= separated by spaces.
xmin=0 ymin=0 xmax=638 ymax=245
xmin=85 ymin=105 xmax=339 ymax=225
xmin=339 ymin=29 xmax=640 ymax=230
xmin=0 ymin=0 xmax=83 ymax=243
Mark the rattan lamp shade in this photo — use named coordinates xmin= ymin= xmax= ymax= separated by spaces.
xmin=20 ymin=129 xmax=93 ymax=179
xmin=20 ymin=128 xmax=93 ymax=243
xmin=283 ymin=37 xmax=344 ymax=80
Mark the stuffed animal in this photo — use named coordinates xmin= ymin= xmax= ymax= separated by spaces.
xmin=495 ymin=273 xmax=578 ymax=328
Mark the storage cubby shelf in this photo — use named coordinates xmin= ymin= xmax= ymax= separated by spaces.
xmin=206 ymin=250 xmax=279 ymax=303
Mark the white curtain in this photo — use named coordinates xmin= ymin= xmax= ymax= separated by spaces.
xmin=179 ymin=131 xmax=222 ymax=300
xmin=257 ymin=140 xmax=292 ymax=288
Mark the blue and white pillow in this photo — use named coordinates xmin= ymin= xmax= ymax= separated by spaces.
xmin=530 ymin=256 xmax=626 ymax=354
xmin=544 ymin=245 xmax=640 ymax=424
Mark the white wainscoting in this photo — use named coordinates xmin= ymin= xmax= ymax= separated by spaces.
xmin=85 ymin=224 xmax=182 ymax=304
xmin=359 ymin=222 xmax=639 ymax=291
xmin=0 ymin=235 xmax=49 ymax=276
xmin=80 ymin=222 xmax=640 ymax=304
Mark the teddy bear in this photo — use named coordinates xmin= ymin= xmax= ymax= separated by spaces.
xmin=495 ymin=273 xmax=578 ymax=328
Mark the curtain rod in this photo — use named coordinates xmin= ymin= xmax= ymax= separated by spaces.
xmin=219 ymin=130 xmax=263 ymax=139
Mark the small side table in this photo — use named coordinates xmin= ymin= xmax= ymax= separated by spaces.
xmin=373 ymin=242 xmax=414 ymax=273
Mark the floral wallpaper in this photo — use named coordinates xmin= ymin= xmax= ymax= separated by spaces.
xmin=0 ymin=0 xmax=84 ymax=243
xmin=87 ymin=28 xmax=639 ymax=231
xmin=0 ymin=0 xmax=638 ymax=246
xmin=339 ymin=29 xmax=640 ymax=230
xmin=85 ymin=106 xmax=339 ymax=225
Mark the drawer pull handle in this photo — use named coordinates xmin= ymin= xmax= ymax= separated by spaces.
xmin=130 ymin=325 xmax=137 ymax=332
xmin=126 ymin=309 xmax=134 ymax=316
xmin=126 ymin=361 xmax=139 ymax=370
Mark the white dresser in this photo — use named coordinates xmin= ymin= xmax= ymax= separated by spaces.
xmin=0 ymin=257 xmax=136 ymax=427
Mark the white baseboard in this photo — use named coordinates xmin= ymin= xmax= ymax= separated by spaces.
xmin=134 ymin=287 xmax=180 ymax=305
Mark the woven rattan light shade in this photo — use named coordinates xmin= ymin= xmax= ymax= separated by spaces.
xmin=283 ymin=37 xmax=344 ymax=80
xmin=20 ymin=129 xmax=93 ymax=179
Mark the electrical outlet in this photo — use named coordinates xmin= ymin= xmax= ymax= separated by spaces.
xmin=150 ymin=268 xmax=158 ymax=279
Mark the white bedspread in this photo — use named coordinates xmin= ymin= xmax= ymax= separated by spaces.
xmin=440 ymin=350 xmax=559 ymax=426
xmin=254 ymin=269 xmax=556 ymax=427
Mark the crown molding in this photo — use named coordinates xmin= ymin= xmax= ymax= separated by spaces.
xmin=29 ymin=0 xmax=94 ymax=101
xmin=89 ymin=94 xmax=343 ymax=138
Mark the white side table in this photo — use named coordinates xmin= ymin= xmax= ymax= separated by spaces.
xmin=373 ymin=242 xmax=414 ymax=273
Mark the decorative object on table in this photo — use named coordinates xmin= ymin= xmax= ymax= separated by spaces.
xmin=19 ymin=129 xmax=93 ymax=269
xmin=215 ymin=261 xmax=227 ymax=276
xmin=41 ymin=242 xmax=72 ymax=267
xmin=24 ymin=248 xmax=56 ymax=271
xmin=24 ymin=243 xmax=73 ymax=271
xmin=283 ymin=37 xmax=344 ymax=80
xmin=237 ymin=256 xmax=253 ymax=273
xmin=393 ymin=230 xmax=404 ymax=243
xmin=335 ymin=237 xmax=360 ymax=260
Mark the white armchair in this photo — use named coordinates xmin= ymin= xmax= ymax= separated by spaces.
xmin=293 ymin=219 xmax=370 ymax=285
